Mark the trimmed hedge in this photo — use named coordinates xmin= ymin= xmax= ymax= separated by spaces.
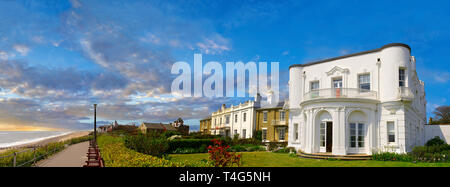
xmin=168 ymin=139 xmax=215 ymax=153
xmin=98 ymin=135 xmax=212 ymax=167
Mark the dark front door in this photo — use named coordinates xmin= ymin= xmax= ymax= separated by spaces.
xmin=326 ymin=122 xmax=333 ymax=152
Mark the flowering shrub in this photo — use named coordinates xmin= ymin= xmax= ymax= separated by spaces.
xmin=207 ymin=139 xmax=241 ymax=167
xmin=98 ymin=135 xmax=212 ymax=167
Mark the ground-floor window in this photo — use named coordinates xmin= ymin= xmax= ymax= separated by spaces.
xmin=387 ymin=121 xmax=395 ymax=143
xmin=349 ymin=123 xmax=365 ymax=148
xmin=242 ymin=129 xmax=246 ymax=139
xmin=278 ymin=128 xmax=286 ymax=141
xmin=294 ymin=123 xmax=299 ymax=141
xmin=320 ymin=122 xmax=326 ymax=147
xmin=262 ymin=129 xmax=267 ymax=141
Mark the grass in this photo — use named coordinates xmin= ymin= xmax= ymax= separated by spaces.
xmin=169 ymin=152 xmax=450 ymax=167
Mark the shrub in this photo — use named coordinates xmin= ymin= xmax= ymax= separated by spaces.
xmin=253 ymin=130 xmax=262 ymax=141
xmin=372 ymin=152 xmax=412 ymax=162
xmin=410 ymin=144 xmax=450 ymax=162
xmin=168 ymin=139 xmax=215 ymax=153
xmin=207 ymin=139 xmax=241 ymax=167
xmin=425 ymin=136 xmax=446 ymax=146
xmin=124 ymin=133 xmax=169 ymax=158
xmin=274 ymin=147 xmax=296 ymax=154
xmin=229 ymin=144 xmax=266 ymax=152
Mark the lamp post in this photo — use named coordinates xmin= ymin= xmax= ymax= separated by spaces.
xmin=94 ymin=104 xmax=97 ymax=144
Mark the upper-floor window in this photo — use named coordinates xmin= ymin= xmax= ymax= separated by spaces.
xmin=399 ymin=68 xmax=406 ymax=87
xmin=310 ymin=81 xmax=319 ymax=91
xmin=234 ymin=114 xmax=238 ymax=123
xmin=358 ymin=74 xmax=370 ymax=92
xmin=225 ymin=115 xmax=230 ymax=124
xmin=243 ymin=113 xmax=247 ymax=122
xmin=263 ymin=111 xmax=268 ymax=123
xmin=280 ymin=111 xmax=286 ymax=122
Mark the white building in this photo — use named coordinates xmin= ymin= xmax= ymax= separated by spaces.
xmin=288 ymin=43 xmax=426 ymax=155
xmin=211 ymin=100 xmax=259 ymax=139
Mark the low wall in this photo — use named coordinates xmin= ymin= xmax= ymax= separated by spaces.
xmin=424 ymin=125 xmax=450 ymax=144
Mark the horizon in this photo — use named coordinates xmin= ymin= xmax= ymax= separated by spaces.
xmin=1 ymin=0 xmax=450 ymax=131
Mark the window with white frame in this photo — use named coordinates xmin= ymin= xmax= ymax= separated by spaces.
xmin=358 ymin=74 xmax=370 ymax=91
xmin=320 ymin=122 xmax=326 ymax=147
xmin=280 ymin=111 xmax=286 ymax=122
xmin=387 ymin=121 xmax=395 ymax=143
xmin=225 ymin=115 xmax=230 ymax=124
xmin=243 ymin=113 xmax=247 ymax=122
xmin=310 ymin=81 xmax=319 ymax=91
xmin=234 ymin=129 xmax=238 ymax=136
xmin=399 ymin=68 xmax=406 ymax=87
xmin=234 ymin=114 xmax=238 ymax=123
xmin=262 ymin=129 xmax=267 ymax=141
xmin=263 ymin=111 xmax=268 ymax=123
xmin=349 ymin=123 xmax=365 ymax=148
xmin=242 ymin=129 xmax=246 ymax=139
xmin=278 ymin=128 xmax=286 ymax=141
xmin=294 ymin=123 xmax=299 ymax=141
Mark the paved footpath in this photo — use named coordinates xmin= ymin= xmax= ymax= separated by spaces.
xmin=37 ymin=141 xmax=89 ymax=167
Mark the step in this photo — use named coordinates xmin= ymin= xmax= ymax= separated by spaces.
xmin=297 ymin=152 xmax=371 ymax=160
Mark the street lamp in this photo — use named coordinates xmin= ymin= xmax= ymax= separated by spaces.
xmin=94 ymin=104 xmax=97 ymax=144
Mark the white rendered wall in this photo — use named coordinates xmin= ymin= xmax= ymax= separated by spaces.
xmin=288 ymin=44 xmax=427 ymax=155
xmin=425 ymin=125 xmax=450 ymax=144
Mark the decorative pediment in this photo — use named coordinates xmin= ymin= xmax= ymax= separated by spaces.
xmin=326 ymin=66 xmax=349 ymax=76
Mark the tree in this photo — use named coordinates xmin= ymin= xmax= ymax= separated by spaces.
xmin=432 ymin=105 xmax=450 ymax=124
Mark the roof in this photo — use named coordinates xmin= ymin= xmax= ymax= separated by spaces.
xmin=289 ymin=43 xmax=411 ymax=69
xmin=256 ymin=101 xmax=286 ymax=110
xmin=141 ymin=123 xmax=177 ymax=131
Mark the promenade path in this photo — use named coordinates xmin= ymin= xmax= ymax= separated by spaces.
xmin=37 ymin=141 xmax=89 ymax=167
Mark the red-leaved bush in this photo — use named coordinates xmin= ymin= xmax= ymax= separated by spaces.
xmin=207 ymin=139 xmax=241 ymax=167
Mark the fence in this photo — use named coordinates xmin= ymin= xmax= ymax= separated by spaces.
xmin=0 ymin=144 xmax=66 ymax=167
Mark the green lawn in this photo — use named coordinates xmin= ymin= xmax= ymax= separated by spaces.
xmin=169 ymin=152 xmax=450 ymax=167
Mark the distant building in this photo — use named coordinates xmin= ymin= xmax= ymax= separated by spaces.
xmin=170 ymin=118 xmax=189 ymax=135
xmin=199 ymin=117 xmax=211 ymax=134
xmin=139 ymin=122 xmax=177 ymax=134
xmin=97 ymin=120 xmax=119 ymax=133
xmin=140 ymin=118 xmax=190 ymax=135
xmin=256 ymin=102 xmax=289 ymax=143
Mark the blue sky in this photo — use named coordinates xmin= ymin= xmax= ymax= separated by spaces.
xmin=0 ymin=0 xmax=449 ymax=131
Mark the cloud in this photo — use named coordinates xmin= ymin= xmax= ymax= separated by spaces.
xmin=13 ymin=45 xmax=30 ymax=56
xmin=196 ymin=35 xmax=231 ymax=55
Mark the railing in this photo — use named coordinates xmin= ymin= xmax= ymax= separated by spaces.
xmin=303 ymin=88 xmax=377 ymax=101
xmin=0 ymin=145 xmax=65 ymax=167
xmin=398 ymin=87 xmax=414 ymax=100
xmin=83 ymin=140 xmax=104 ymax=167
xmin=271 ymin=120 xmax=287 ymax=126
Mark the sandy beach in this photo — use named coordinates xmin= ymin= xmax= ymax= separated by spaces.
xmin=0 ymin=131 xmax=92 ymax=154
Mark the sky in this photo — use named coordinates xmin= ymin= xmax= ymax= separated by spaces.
xmin=0 ymin=0 xmax=449 ymax=131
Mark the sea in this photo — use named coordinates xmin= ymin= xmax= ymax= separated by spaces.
xmin=0 ymin=131 xmax=72 ymax=149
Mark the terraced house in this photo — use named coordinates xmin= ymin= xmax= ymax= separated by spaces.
xmin=210 ymin=101 xmax=258 ymax=138
xmin=288 ymin=43 xmax=426 ymax=155
xmin=256 ymin=102 xmax=289 ymax=144
xmin=199 ymin=117 xmax=211 ymax=135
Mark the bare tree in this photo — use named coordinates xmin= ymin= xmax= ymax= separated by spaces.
xmin=433 ymin=105 xmax=450 ymax=124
